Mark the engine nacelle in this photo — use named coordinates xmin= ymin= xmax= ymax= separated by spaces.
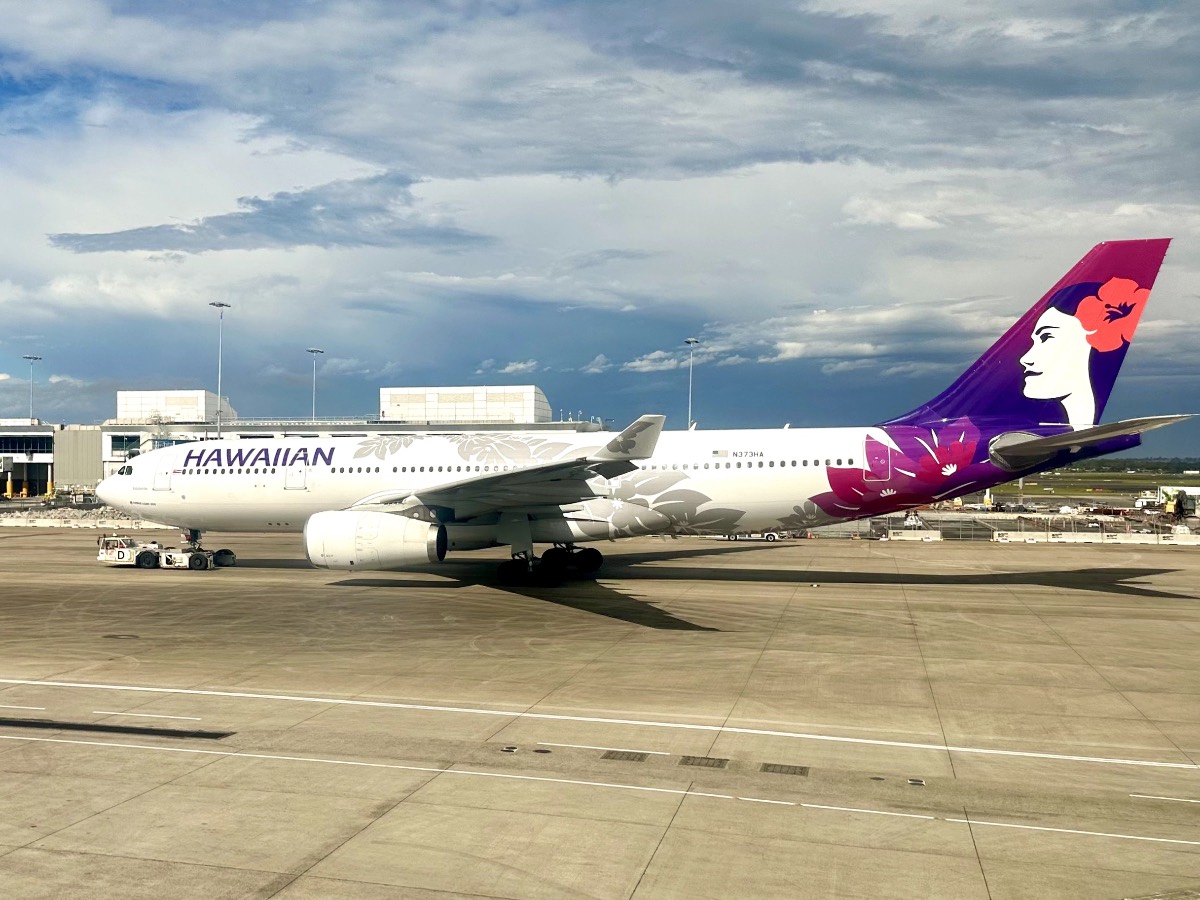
xmin=304 ymin=510 xmax=447 ymax=570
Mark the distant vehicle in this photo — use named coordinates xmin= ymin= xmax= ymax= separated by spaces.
xmin=725 ymin=531 xmax=788 ymax=542
xmin=96 ymin=534 xmax=235 ymax=571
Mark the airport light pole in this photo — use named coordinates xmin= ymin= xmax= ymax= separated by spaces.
xmin=307 ymin=347 xmax=324 ymax=421
xmin=684 ymin=337 xmax=700 ymax=429
xmin=209 ymin=302 xmax=231 ymax=437
xmin=21 ymin=355 xmax=41 ymax=422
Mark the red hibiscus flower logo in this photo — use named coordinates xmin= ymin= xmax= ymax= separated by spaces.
xmin=1074 ymin=277 xmax=1148 ymax=352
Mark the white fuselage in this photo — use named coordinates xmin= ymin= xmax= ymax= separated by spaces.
xmin=96 ymin=426 xmax=907 ymax=545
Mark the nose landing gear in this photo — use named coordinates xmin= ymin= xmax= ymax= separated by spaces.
xmin=181 ymin=529 xmax=238 ymax=568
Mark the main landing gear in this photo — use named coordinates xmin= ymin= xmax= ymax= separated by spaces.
xmin=496 ymin=544 xmax=604 ymax=586
xmin=182 ymin=529 xmax=238 ymax=568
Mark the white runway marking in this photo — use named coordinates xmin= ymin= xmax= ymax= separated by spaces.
xmin=0 ymin=733 xmax=768 ymax=806
xmin=0 ymin=705 xmax=45 ymax=711
xmin=2 ymin=732 xmax=1191 ymax=850
xmin=537 ymin=742 xmax=671 ymax=755
xmin=802 ymin=803 xmax=934 ymax=820
xmin=93 ymin=711 xmax=203 ymax=721
xmin=1 ymin=677 xmax=1196 ymax=772
xmin=1130 ymin=793 xmax=1200 ymax=804
xmin=948 ymin=817 xmax=1200 ymax=847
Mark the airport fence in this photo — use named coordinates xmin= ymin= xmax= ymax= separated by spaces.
xmin=806 ymin=512 xmax=1200 ymax=546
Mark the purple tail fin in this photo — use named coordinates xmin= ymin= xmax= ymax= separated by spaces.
xmin=884 ymin=239 xmax=1171 ymax=432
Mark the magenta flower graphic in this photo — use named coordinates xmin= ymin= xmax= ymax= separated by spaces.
xmin=811 ymin=418 xmax=981 ymax=518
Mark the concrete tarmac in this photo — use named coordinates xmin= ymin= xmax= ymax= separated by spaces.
xmin=0 ymin=529 xmax=1198 ymax=899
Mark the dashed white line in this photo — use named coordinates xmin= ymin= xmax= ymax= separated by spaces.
xmin=93 ymin=711 xmax=203 ymax=721
xmin=537 ymin=742 xmax=670 ymax=755
xmin=2 ymin=677 xmax=1195 ymax=772
xmin=802 ymin=803 xmax=935 ymax=820
xmin=1130 ymin=793 xmax=1200 ymax=804
xmin=947 ymin=817 xmax=1200 ymax=847
xmin=0 ymin=705 xmax=45 ymax=711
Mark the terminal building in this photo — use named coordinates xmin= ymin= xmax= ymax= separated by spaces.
xmin=1 ymin=385 xmax=595 ymax=497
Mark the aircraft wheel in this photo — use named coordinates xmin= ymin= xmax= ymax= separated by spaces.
xmin=765 ymin=533 xmax=777 ymax=542
xmin=575 ymin=547 xmax=603 ymax=572
xmin=135 ymin=550 xmax=159 ymax=569
xmin=213 ymin=549 xmax=237 ymax=567
xmin=530 ymin=562 xmax=564 ymax=586
xmin=540 ymin=547 xmax=570 ymax=571
xmin=497 ymin=559 xmax=528 ymax=586
xmin=188 ymin=553 xmax=209 ymax=571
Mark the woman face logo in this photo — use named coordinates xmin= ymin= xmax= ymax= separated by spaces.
xmin=1020 ymin=307 xmax=1095 ymax=428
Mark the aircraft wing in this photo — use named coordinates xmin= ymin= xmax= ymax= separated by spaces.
xmin=347 ymin=414 xmax=665 ymax=519
xmin=988 ymin=414 xmax=1193 ymax=470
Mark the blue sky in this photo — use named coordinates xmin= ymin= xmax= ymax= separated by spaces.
xmin=1 ymin=1 xmax=1198 ymax=453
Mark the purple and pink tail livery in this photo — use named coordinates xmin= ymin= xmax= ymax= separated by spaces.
xmin=886 ymin=239 xmax=1171 ymax=432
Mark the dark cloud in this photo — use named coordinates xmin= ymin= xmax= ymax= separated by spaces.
xmin=49 ymin=172 xmax=492 ymax=253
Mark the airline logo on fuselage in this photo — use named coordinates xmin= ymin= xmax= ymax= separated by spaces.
xmin=182 ymin=446 xmax=335 ymax=468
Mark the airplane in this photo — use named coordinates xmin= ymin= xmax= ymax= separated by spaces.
xmin=96 ymin=239 xmax=1190 ymax=584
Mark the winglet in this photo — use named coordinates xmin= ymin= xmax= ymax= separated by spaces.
xmin=592 ymin=414 xmax=666 ymax=460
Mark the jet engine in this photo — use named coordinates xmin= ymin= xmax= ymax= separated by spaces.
xmin=304 ymin=510 xmax=447 ymax=570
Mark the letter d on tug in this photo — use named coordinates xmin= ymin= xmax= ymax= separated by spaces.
xmin=304 ymin=511 xmax=447 ymax=570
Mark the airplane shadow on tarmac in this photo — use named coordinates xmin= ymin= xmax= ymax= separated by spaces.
xmin=303 ymin=542 xmax=1197 ymax=632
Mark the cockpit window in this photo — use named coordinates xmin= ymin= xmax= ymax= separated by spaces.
xmin=116 ymin=465 xmax=133 ymax=475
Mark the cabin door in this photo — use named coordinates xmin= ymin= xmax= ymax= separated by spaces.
xmin=284 ymin=465 xmax=307 ymax=490
xmin=863 ymin=438 xmax=891 ymax=482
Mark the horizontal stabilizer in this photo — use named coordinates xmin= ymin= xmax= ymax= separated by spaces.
xmin=988 ymin=415 xmax=1193 ymax=470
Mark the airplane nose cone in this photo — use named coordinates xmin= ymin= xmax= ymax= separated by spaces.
xmin=95 ymin=478 xmax=113 ymax=506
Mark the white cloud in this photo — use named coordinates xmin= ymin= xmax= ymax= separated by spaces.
xmin=0 ymin=1 xmax=1197 ymax=450
xmin=498 ymin=359 xmax=540 ymax=375
xmin=622 ymin=350 xmax=680 ymax=373
xmin=581 ymin=353 xmax=612 ymax=374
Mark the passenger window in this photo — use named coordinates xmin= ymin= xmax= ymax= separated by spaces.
xmin=825 ymin=459 xmax=830 ymax=465
xmin=769 ymin=461 xmax=774 ymax=467
xmin=837 ymin=458 xmax=842 ymax=465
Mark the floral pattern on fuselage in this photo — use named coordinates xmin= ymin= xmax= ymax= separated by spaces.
xmin=613 ymin=470 xmax=747 ymax=535
xmin=810 ymin=417 xmax=990 ymax=519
